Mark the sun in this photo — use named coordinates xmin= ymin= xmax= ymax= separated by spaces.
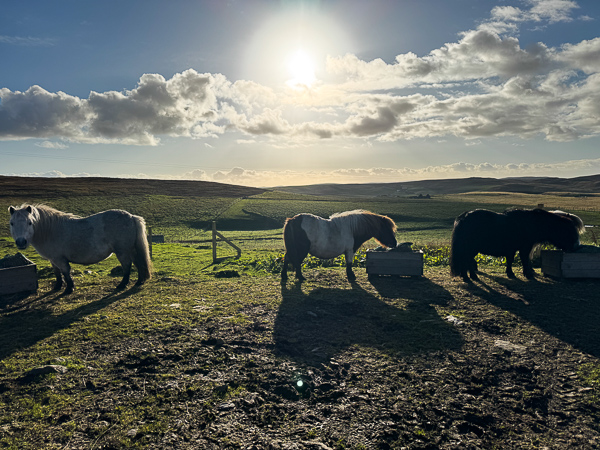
xmin=286 ymin=49 xmax=316 ymax=88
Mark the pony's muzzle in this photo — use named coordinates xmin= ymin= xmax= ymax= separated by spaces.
xmin=15 ymin=238 xmax=28 ymax=249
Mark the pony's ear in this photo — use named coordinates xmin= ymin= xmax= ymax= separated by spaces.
xmin=26 ymin=205 xmax=33 ymax=213
xmin=9 ymin=206 xmax=15 ymax=215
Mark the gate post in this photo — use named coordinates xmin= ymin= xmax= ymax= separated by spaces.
xmin=212 ymin=221 xmax=242 ymax=263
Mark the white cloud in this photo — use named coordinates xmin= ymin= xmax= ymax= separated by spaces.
xmin=0 ymin=1 xmax=599 ymax=149
xmin=8 ymin=156 xmax=600 ymax=187
xmin=6 ymin=170 xmax=95 ymax=178
xmin=0 ymin=35 xmax=55 ymax=46
xmin=86 ymin=70 xmax=228 ymax=144
xmin=35 ymin=140 xmax=69 ymax=149
xmin=160 ymin=157 xmax=600 ymax=186
xmin=490 ymin=0 xmax=579 ymax=26
xmin=181 ymin=169 xmax=208 ymax=180
xmin=558 ymin=38 xmax=600 ymax=73
xmin=325 ymin=28 xmax=554 ymax=90
xmin=528 ymin=0 xmax=579 ymax=23
xmin=160 ymin=156 xmax=600 ymax=186
xmin=233 ymin=108 xmax=290 ymax=136
xmin=0 ymin=85 xmax=88 ymax=140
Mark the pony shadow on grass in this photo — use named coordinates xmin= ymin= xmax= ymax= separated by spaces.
xmin=472 ymin=272 xmax=600 ymax=358
xmin=274 ymin=278 xmax=462 ymax=366
xmin=0 ymin=287 xmax=138 ymax=362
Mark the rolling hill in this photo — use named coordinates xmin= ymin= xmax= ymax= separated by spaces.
xmin=1 ymin=174 xmax=599 ymax=200
xmin=0 ymin=176 xmax=265 ymax=199
xmin=276 ymin=174 xmax=600 ymax=197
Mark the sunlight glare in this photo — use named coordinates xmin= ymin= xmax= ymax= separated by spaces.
xmin=286 ymin=49 xmax=316 ymax=88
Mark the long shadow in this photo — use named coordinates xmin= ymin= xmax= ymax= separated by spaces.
xmin=274 ymin=277 xmax=462 ymax=366
xmin=0 ymin=287 xmax=138 ymax=361
xmin=474 ymin=273 xmax=600 ymax=357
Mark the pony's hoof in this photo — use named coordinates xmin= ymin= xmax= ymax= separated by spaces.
xmin=116 ymin=283 xmax=127 ymax=291
xmin=62 ymin=288 xmax=73 ymax=295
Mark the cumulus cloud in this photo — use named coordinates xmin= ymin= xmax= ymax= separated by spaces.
xmin=1 ymin=0 xmax=599 ymax=148
xmin=233 ymin=108 xmax=290 ymax=135
xmin=35 ymin=140 xmax=69 ymax=149
xmin=86 ymin=71 xmax=229 ymax=144
xmin=0 ymin=70 xmax=232 ymax=145
xmin=527 ymin=0 xmax=579 ymax=23
xmin=0 ymin=85 xmax=88 ymax=140
xmin=117 ymin=156 xmax=600 ymax=186
xmin=325 ymin=28 xmax=555 ymax=90
xmin=557 ymin=38 xmax=600 ymax=73
xmin=15 ymin=156 xmax=600 ymax=187
xmin=181 ymin=169 xmax=208 ymax=181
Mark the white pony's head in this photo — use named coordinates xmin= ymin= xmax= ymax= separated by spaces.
xmin=8 ymin=205 xmax=37 ymax=250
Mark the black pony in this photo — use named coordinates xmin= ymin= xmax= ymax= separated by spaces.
xmin=450 ymin=208 xmax=584 ymax=282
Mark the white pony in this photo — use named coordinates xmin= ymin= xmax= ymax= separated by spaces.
xmin=282 ymin=209 xmax=397 ymax=282
xmin=8 ymin=204 xmax=152 ymax=294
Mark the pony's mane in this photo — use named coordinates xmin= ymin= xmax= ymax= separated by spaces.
xmin=330 ymin=209 xmax=397 ymax=234
xmin=506 ymin=208 xmax=586 ymax=235
xmin=549 ymin=210 xmax=585 ymax=234
xmin=20 ymin=204 xmax=80 ymax=240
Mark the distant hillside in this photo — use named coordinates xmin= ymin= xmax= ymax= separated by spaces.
xmin=2 ymin=174 xmax=599 ymax=201
xmin=276 ymin=175 xmax=600 ymax=197
xmin=0 ymin=176 xmax=266 ymax=199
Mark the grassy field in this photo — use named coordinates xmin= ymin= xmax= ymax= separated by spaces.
xmin=1 ymin=181 xmax=600 ymax=449
xmin=4 ymin=187 xmax=598 ymax=244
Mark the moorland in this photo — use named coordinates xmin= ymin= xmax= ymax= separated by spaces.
xmin=1 ymin=174 xmax=599 ymax=449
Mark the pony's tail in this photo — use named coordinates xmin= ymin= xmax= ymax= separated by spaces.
xmin=283 ymin=215 xmax=307 ymax=267
xmin=283 ymin=217 xmax=297 ymax=262
xmin=133 ymin=215 xmax=153 ymax=283
xmin=449 ymin=213 xmax=466 ymax=277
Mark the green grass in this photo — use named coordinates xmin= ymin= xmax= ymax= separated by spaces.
xmin=0 ymin=241 xmax=265 ymax=448
xmin=580 ymin=363 xmax=600 ymax=404
xmin=2 ymin=187 xmax=600 ymax=448
xmin=3 ymin=189 xmax=600 ymax=244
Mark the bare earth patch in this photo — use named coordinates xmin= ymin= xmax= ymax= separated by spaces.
xmin=1 ymin=266 xmax=599 ymax=449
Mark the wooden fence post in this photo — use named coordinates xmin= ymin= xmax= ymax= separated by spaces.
xmin=212 ymin=222 xmax=218 ymax=263
xmin=212 ymin=221 xmax=242 ymax=263
xmin=586 ymin=225 xmax=597 ymax=244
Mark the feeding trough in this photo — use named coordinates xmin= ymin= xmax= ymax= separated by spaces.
xmin=366 ymin=243 xmax=424 ymax=279
xmin=541 ymin=246 xmax=600 ymax=279
xmin=0 ymin=253 xmax=38 ymax=296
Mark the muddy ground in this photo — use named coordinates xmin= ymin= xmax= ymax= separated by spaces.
xmin=1 ymin=267 xmax=600 ymax=449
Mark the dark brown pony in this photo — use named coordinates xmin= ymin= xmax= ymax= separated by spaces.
xmin=450 ymin=208 xmax=584 ymax=282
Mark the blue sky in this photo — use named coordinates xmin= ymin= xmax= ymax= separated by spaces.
xmin=1 ymin=0 xmax=600 ymax=187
